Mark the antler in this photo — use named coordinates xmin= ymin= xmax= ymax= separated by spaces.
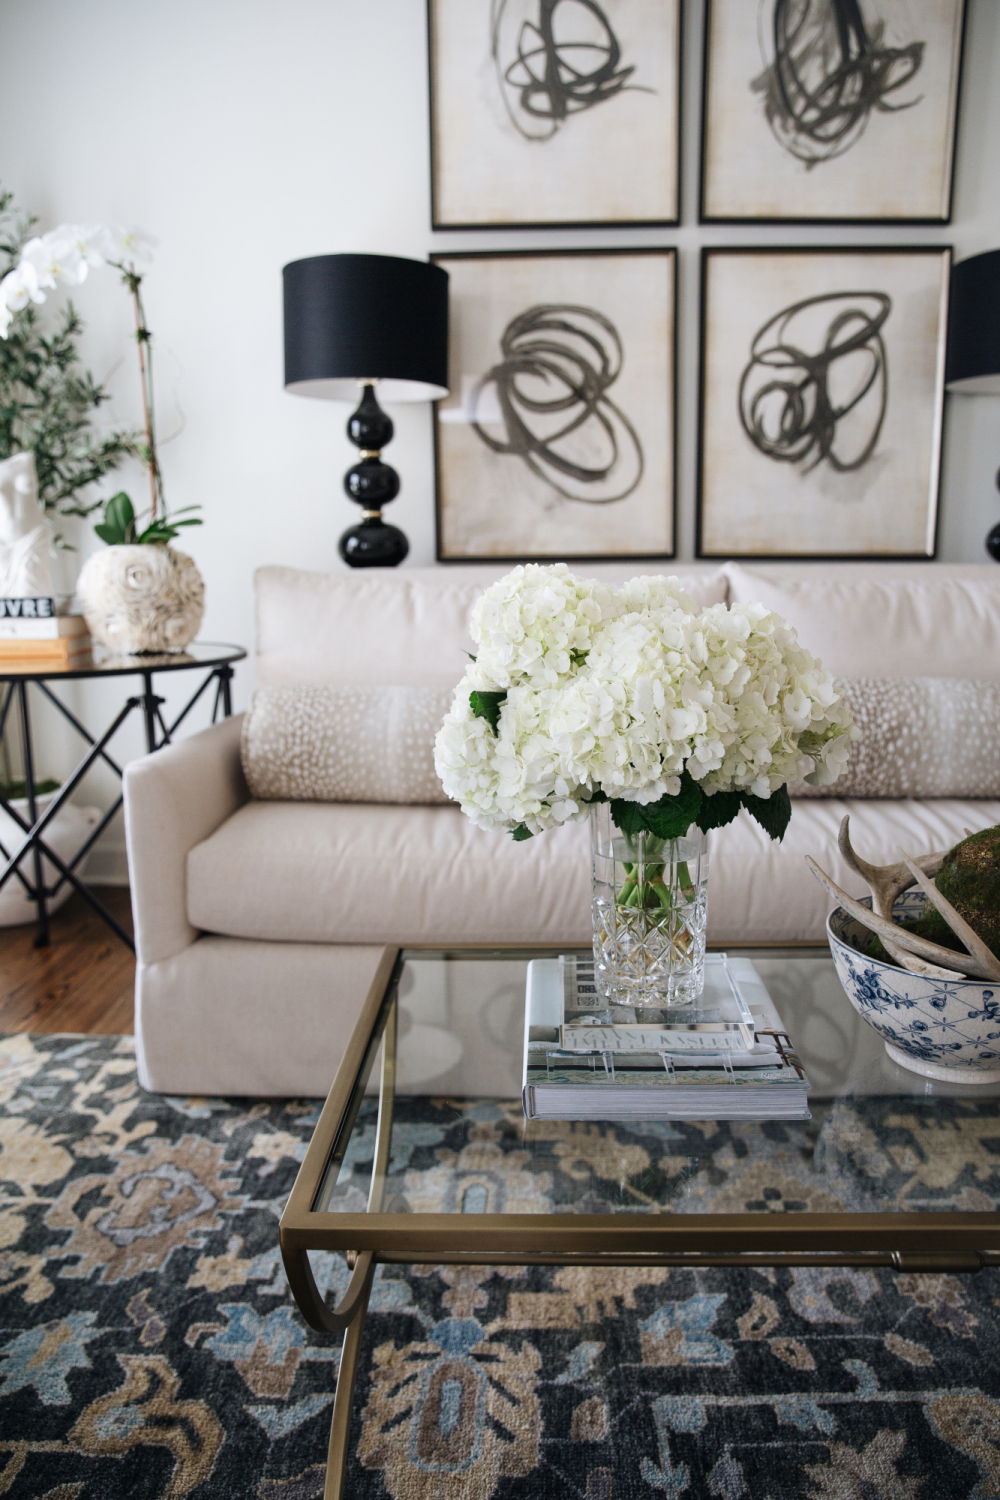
xmin=805 ymin=857 xmax=999 ymax=981
xmin=837 ymin=815 xmax=957 ymax=979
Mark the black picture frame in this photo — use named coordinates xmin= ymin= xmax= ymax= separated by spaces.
xmin=427 ymin=0 xmax=683 ymax=231
xmin=432 ymin=247 xmax=678 ymax=564
xmin=695 ymin=245 xmax=951 ymax=561
xmin=699 ymin=0 xmax=968 ymax=226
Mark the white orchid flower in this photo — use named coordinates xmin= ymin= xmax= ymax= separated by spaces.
xmin=97 ymin=224 xmax=156 ymax=269
xmin=53 ymin=223 xmax=108 ymax=277
xmin=22 ymin=230 xmax=91 ymax=289
xmin=1 ymin=261 xmax=46 ymax=309
xmin=0 ymin=263 xmax=47 ymax=340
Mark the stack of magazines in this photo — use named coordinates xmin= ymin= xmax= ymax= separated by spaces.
xmin=522 ymin=954 xmax=810 ymax=1122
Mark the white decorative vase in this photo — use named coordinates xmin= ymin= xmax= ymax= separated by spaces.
xmin=77 ymin=544 xmax=204 ymax=654
xmin=828 ymin=892 xmax=1000 ymax=1084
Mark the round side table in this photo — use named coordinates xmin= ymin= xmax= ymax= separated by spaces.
xmin=0 ymin=642 xmax=246 ymax=950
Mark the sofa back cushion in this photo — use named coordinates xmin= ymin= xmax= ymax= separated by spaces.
xmin=242 ymin=684 xmax=453 ymax=803
xmin=793 ymin=678 xmax=1000 ymax=800
xmin=726 ymin=562 xmax=1000 ymax=680
xmin=255 ymin=564 xmax=729 ymax=688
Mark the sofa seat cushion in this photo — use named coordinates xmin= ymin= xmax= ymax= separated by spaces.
xmin=187 ymin=800 xmax=593 ymax=945
xmin=709 ymin=798 xmax=1000 ymax=944
xmin=188 ymin=796 xmax=1000 ymax=949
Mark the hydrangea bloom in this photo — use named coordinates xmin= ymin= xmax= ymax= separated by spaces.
xmin=435 ymin=565 xmax=855 ymax=836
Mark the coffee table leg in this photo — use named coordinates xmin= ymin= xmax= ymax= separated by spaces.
xmin=324 ymin=1266 xmax=374 ymax=1500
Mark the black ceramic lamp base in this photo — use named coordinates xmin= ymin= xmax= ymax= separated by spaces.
xmin=988 ymin=469 xmax=1000 ymax=563
xmin=339 ymin=516 xmax=409 ymax=567
xmin=339 ymin=384 xmax=408 ymax=568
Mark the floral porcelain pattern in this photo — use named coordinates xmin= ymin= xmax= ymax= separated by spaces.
xmin=829 ymin=891 xmax=1000 ymax=1077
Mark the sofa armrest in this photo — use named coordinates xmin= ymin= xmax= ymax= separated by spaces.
xmin=123 ymin=714 xmax=249 ymax=965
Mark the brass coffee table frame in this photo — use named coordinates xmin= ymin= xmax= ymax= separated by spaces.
xmin=280 ymin=944 xmax=1000 ymax=1499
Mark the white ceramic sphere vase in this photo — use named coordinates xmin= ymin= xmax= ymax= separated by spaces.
xmin=77 ymin=544 xmax=204 ymax=654
xmin=828 ymin=891 xmax=1000 ymax=1084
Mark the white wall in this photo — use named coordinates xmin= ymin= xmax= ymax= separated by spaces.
xmin=1 ymin=0 xmax=998 ymax=876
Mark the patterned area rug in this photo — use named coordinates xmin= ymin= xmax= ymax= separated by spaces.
xmin=2 ymin=1033 xmax=1000 ymax=1499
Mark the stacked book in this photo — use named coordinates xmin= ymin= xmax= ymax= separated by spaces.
xmin=0 ymin=598 xmax=91 ymax=669
xmin=522 ymin=954 xmax=810 ymax=1122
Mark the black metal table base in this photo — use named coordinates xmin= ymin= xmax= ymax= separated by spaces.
xmin=0 ymin=658 xmax=237 ymax=951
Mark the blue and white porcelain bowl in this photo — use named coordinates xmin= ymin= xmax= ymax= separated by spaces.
xmin=828 ymin=890 xmax=1000 ymax=1084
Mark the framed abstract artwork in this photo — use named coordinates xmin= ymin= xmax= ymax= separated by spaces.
xmin=696 ymin=247 xmax=951 ymax=559
xmin=427 ymin=0 xmax=681 ymax=229
xmin=433 ymin=249 xmax=676 ymax=562
xmin=700 ymin=0 xmax=967 ymax=223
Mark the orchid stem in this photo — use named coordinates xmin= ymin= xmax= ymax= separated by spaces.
xmin=126 ymin=268 xmax=162 ymax=521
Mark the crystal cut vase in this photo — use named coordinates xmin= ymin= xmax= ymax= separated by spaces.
xmin=590 ymin=803 xmax=709 ymax=1006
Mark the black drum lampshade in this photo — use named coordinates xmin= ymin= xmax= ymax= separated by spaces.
xmin=945 ymin=249 xmax=1000 ymax=562
xmin=283 ymin=254 xmax=449 ymax=567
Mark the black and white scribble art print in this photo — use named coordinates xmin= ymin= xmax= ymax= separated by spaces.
xmin=700 ymin=0 xmax=966 ymax=222
xmin=697 ymin=248 xmax=950 ymax=558
xmin=428 ymin=0 xmax=680 ymax=227
xmin=433 ymin=250 xmax=675 ymax=560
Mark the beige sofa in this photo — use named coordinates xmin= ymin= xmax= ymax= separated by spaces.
xmin=123 ymin=560 xmax=1000 ymax=1096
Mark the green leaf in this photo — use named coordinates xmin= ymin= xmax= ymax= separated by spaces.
xmin=98 ymin=490 xmax=135 ymax=544
xmin=584 ymin=789 xmax=608 ymax=804
xmin=511 ymin=824 xmax=533 ymax=841
xmin=641 ymin=773 xmax=703 ymax=841
xmin=695 ymin=790 xmax=742 ymax=834
xmin=470 ymin=690 xmax=506 ymax=733
xmin=609 ymin=799 xmax=647 ymax=838
xmin=741 ymin=784 xmax=792 ymax=843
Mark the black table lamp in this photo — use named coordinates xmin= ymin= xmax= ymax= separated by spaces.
xmin=945 ymin=248 xmax=1000 ymax=561
xmin=283 ymin=254 xmax=449 ymax=567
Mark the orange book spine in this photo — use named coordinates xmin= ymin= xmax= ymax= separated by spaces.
xmin=0 ymin=636 xmax=92 ymax=663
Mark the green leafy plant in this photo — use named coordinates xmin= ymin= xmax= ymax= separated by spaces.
xmin=2 ymin=206 xmax=204 ymax=547
xmin=0 ymin=778 xmax=60 ymax=801
xmin=93 ymin=491 xmax=201 ymax=547
xmin=0 ymin=188 xmax=136 ymax=534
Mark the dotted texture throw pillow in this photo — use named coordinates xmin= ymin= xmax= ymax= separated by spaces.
xmin=241 ymin=685 xmax=454 ymax=803
xmin=794 ymin=679 xmax=1000 ymax=799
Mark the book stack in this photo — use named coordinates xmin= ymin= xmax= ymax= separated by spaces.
xmin=0 ymin=598 xmax=92 ymax=669
xmin=522 ymin=954 xmax=810 ymax=1122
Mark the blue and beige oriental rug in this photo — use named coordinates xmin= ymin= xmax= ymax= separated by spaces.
xmin=2 ymin=1032 xmax=1000 ymax=1499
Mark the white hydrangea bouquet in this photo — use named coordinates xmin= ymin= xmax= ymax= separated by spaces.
xmin=435 ymin=564 xmax=855 ymax=1004
xmin=434 ymin=563 xmax=854 ymax=845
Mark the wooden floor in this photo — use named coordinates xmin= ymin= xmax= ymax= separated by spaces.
xmin=0 ymin=886 xmax=135 ymax=1035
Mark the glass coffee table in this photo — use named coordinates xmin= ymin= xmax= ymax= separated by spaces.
xmin=280 ymin=944 xmax=1000 ymax=1499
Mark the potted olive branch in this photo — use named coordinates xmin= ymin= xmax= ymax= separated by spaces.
xmin=2 ymin=221 xmax=205 ymax=653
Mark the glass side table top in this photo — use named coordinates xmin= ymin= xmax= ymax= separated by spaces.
xmin=281 ymin=947 xmax=1000 ymax=1271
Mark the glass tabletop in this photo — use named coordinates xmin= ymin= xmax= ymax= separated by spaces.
xmin=314 ymin=948 xmax=1000 ymax=1225
xmin=0 ymin=640 xmax=246 ymax=680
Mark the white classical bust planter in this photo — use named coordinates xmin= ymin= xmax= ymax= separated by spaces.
xmin=76 ymin=544 xmax=204 ymax=654
xmin=0 ymin=452 xmax=55 ymax=599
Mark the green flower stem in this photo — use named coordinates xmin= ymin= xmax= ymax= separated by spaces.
xmin=612 ymin=837 xmax=697 ymax=954
xmin=129 ymin=274 xmax=162 ymax=519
